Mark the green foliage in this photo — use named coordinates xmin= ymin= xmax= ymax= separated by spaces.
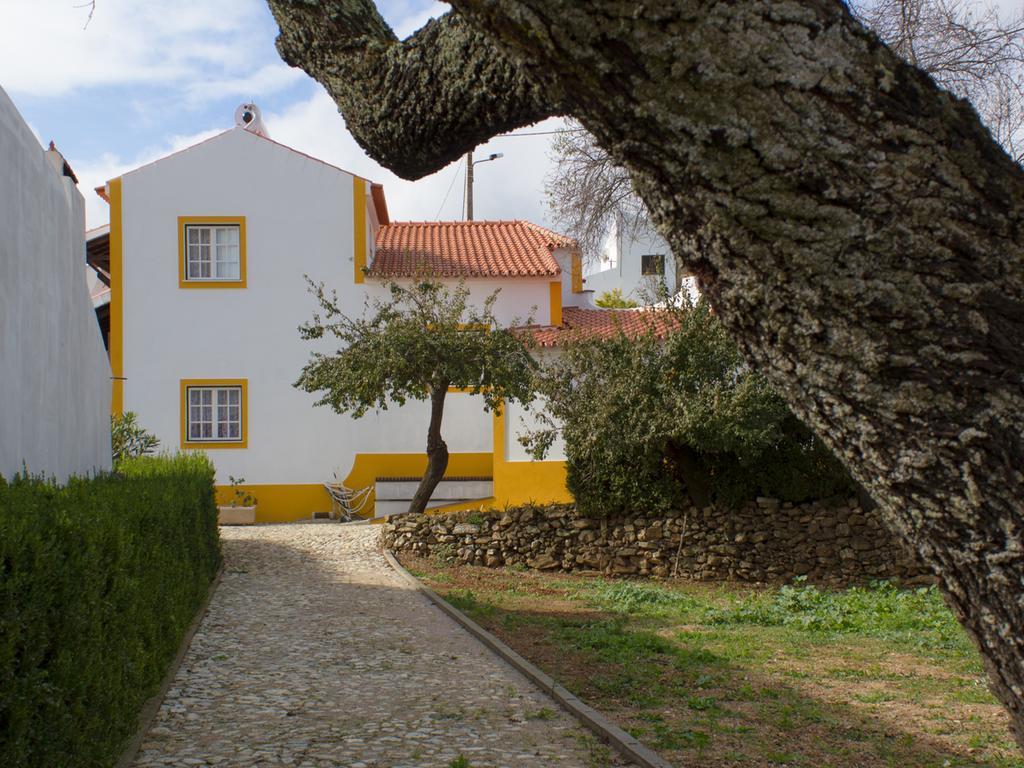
xmin=594 ymin=288 xmax=638 ymax=308
xmin=525 ymin=301 xmax=853 ymax=515
xmin=110 ymin=411 xmax=159 ymax=465
xmin=0 ymin=454 xmax=221 ymax=767
xmin=587 ymin=580 xmax=698 ymax=613
xmin=295 ymin=279 xmax=536 ymax=416
xmin=226 ymin=475 xmax=257 ymax=507
xmin=707 ymin=578 xmax=965 ymax=649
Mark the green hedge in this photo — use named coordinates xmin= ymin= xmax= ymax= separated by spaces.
xmin=0 ymin=453 xmax=221 ymax=768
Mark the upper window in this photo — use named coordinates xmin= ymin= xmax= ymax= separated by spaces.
xmin=178 ymin=217 xmax=246 ymax=288
xmin=641 ymin=254 xmax=665 ymax=276
xmin=180 ymin=379 xmax=248 ymax=449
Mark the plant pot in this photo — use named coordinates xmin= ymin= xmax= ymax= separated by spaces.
xmin=218 ymin=505 xmax=257 ymax=525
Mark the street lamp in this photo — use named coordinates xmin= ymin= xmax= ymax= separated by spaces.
xmin=464 ymin=151 xmax=504 ymax=220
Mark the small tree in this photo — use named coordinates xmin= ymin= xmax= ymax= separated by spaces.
xmin=111 ymin=411 xmax=159 ymax=465
xmin=296 ymin=279 xmax=536 ymax=515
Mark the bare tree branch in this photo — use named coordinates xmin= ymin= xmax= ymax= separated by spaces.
xmin=850 ymin=0 xmax=1024 ymax=162
xmin=545 ymin=119 xmax=648 ymax=263
xmin=266 ymin=0 xmax=562 ymax=178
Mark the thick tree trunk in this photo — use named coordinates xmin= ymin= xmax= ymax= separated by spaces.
xmin=268 ymin=0 xmax=1024 ymax=747
xmin=408 ymin=385 xmax=450 ymax=516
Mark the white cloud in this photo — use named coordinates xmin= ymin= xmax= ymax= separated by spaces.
xmin=263 ymin=88 xmax=566 ymax=226
xmin=393 ymin=2 xmax=449 ymax=39
xmin=0 ymin=0 xmax=268 ymax=97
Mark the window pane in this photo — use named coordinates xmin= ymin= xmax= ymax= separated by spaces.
xmin=187 ymin=228 xmax=199 ymax=244
xmin=228 ymin=422 xmax=239 ymax=439
xmin=199 ymin=228 xmax=210 ymax=245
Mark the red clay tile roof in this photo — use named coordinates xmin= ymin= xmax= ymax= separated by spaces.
xmin=370 ymin=221 xmax=574 ymax=278
xmin=525 ymin=307 xmax=679 ymax=347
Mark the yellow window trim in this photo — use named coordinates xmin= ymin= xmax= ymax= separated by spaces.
xmin=180 ymin=378 xmax=249 ymax=449
xmin=178 ymin=216 xmax=247 ymax=289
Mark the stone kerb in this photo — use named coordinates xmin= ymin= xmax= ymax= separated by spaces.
xmin=383 ymin=498 xmax=930 ymax=586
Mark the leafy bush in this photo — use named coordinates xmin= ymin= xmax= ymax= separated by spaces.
xmin=525 ymin=301 xmax=854 ymax=515
xmin=594 ymin=288 xmax=638 ymax=308
xmin=0 ymin=454 xmax=221 ymax=768
xmin=111 ymin=411 xmax=159 ymax=464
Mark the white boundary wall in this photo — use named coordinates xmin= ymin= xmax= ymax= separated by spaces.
xmin=0 ymin=87 xmax=112 ymax=480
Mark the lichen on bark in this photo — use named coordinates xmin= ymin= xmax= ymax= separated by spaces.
xmin=267 ymin=0 xmax=1024 ymax=749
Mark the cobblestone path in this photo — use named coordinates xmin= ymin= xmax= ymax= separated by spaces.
xmin=133 ymin=524 xmax=630 ymax=767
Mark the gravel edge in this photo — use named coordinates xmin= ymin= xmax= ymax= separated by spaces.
xmin=382 ymin=549 xmax=674 ymax=768
xmin=115 ymin=565 xmax=225 ymax=768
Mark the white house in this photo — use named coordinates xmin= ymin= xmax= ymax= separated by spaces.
xmin=0 ymin=86 xmax=111 ymax=481
xmin=97 ymin=105 xmax=603 ymax=522
xmin=584 ymin=216 xmax=699 ymax=305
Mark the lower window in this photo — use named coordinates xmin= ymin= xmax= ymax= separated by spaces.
xmin=181 ymin=380 xmax=247 ymax=448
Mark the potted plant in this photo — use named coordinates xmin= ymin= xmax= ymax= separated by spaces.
xmin=217 ymin=475 xmax=259 ymax=525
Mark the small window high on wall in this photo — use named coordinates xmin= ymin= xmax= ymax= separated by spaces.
xmin=641 ymin=254 xmax=665 ymax=276
xmin=178 ymin=217 xmax=246 ymax=288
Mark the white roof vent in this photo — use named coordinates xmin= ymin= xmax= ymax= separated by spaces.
xmin=234 ymin=103 xmax=269 ymax=138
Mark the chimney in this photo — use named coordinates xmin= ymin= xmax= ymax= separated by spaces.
xmin=46 ymin=141 xmax=79 ymax=184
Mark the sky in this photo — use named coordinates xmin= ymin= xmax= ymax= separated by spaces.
xmin=2 ymin=0 xmax=1020 ymax=231
xmin=0 ymin=0 xmax=564 ymax=230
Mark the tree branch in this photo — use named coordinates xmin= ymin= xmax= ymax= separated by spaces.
xmin=267 ymin=0 xmax=561 ymax=178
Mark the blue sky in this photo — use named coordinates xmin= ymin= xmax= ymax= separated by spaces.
xmin=3 ymin=0 xmax=1019 ymax=230
xmin=0 ymin=0 xmax=564 ymax=229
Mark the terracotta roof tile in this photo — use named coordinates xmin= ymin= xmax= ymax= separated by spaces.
xmin=370 ymin=220 xmax=574 ymax=278
xmin=524 ymin=307 xmax=679 ymax=347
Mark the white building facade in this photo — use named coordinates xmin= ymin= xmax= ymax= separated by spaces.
xmin=0 ymin=86 xmax=111 ymax=481
xmin=103 ymin=117 xmax=588 ymax=521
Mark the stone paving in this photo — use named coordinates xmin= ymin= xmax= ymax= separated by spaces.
xmin=133 ymin=523 xmax=632 ymax=767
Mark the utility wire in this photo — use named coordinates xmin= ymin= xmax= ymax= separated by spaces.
xmin=434 ymin=161 xmax=464 ymax=219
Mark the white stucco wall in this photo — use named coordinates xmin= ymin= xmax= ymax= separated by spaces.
xmin=584 ymin=218 xmax=677 ymax=304
xmin=0 ymin=86 xmax=112 ymax=480
xmin=119 ymin=129 xmax=524 ymax=487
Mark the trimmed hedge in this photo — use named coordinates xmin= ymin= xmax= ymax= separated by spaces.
xmin=0 ymin=453 xmax=221 ymax=768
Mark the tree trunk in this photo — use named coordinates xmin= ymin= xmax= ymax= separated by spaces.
xmin=408 ymin=384 xmax=450 ymax=516
xmin=267 ymin=0 xmax=1024 ymax=747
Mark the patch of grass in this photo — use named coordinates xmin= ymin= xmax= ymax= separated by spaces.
xmin=444 ymin=589 xmax=496 ymax=619
xmin=706 ymin=578 xmax=968 ymax=653
xmin=400 ymin=553 xmax=1023 ymax=768
xmin=447 ymin=756 xmax=471 ymax=768
xmin=584 ymin=580 xmax=699 ymax=613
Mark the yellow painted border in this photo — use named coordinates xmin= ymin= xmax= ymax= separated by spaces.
xmin=177 ymin=216 xmax=247 ymax=289
xmin=180 ymin=378 xmax=249 ymax=449
xmin=571 ymin=251 xmax=583 ymax=293
xmin=214 ymin=483 xmax=332 ymax=524
xmin=549 ymin=281 xmax=562 ymax=326
xmin=492 ymin=400 xmax=572 ymax=506
xmin=353 ymin=177 xmax=366 ymax=283
xmin=341 ymin=452 xmax=493 ymax=515
xmin=109 ymin=178 xmax=124 ymax=416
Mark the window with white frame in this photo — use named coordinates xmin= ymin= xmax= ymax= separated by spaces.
xmin=186 ymin=386 xmax=243 ymax=442
xmin=184 ymin=224 xmax=241 ymax=281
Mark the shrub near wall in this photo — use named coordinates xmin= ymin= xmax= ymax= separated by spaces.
xmin=0 ymin=454 xmax=221 ymax=768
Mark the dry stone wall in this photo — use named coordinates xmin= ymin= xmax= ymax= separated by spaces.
xmin=383 ymin=498 xmax=931 ymax=586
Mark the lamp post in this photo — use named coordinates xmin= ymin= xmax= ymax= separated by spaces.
xmin=464 ymin=151 xmax=504 ymax=220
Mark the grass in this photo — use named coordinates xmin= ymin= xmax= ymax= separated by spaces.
xmin=401 ymin=554 xmax=1024 ymax=768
